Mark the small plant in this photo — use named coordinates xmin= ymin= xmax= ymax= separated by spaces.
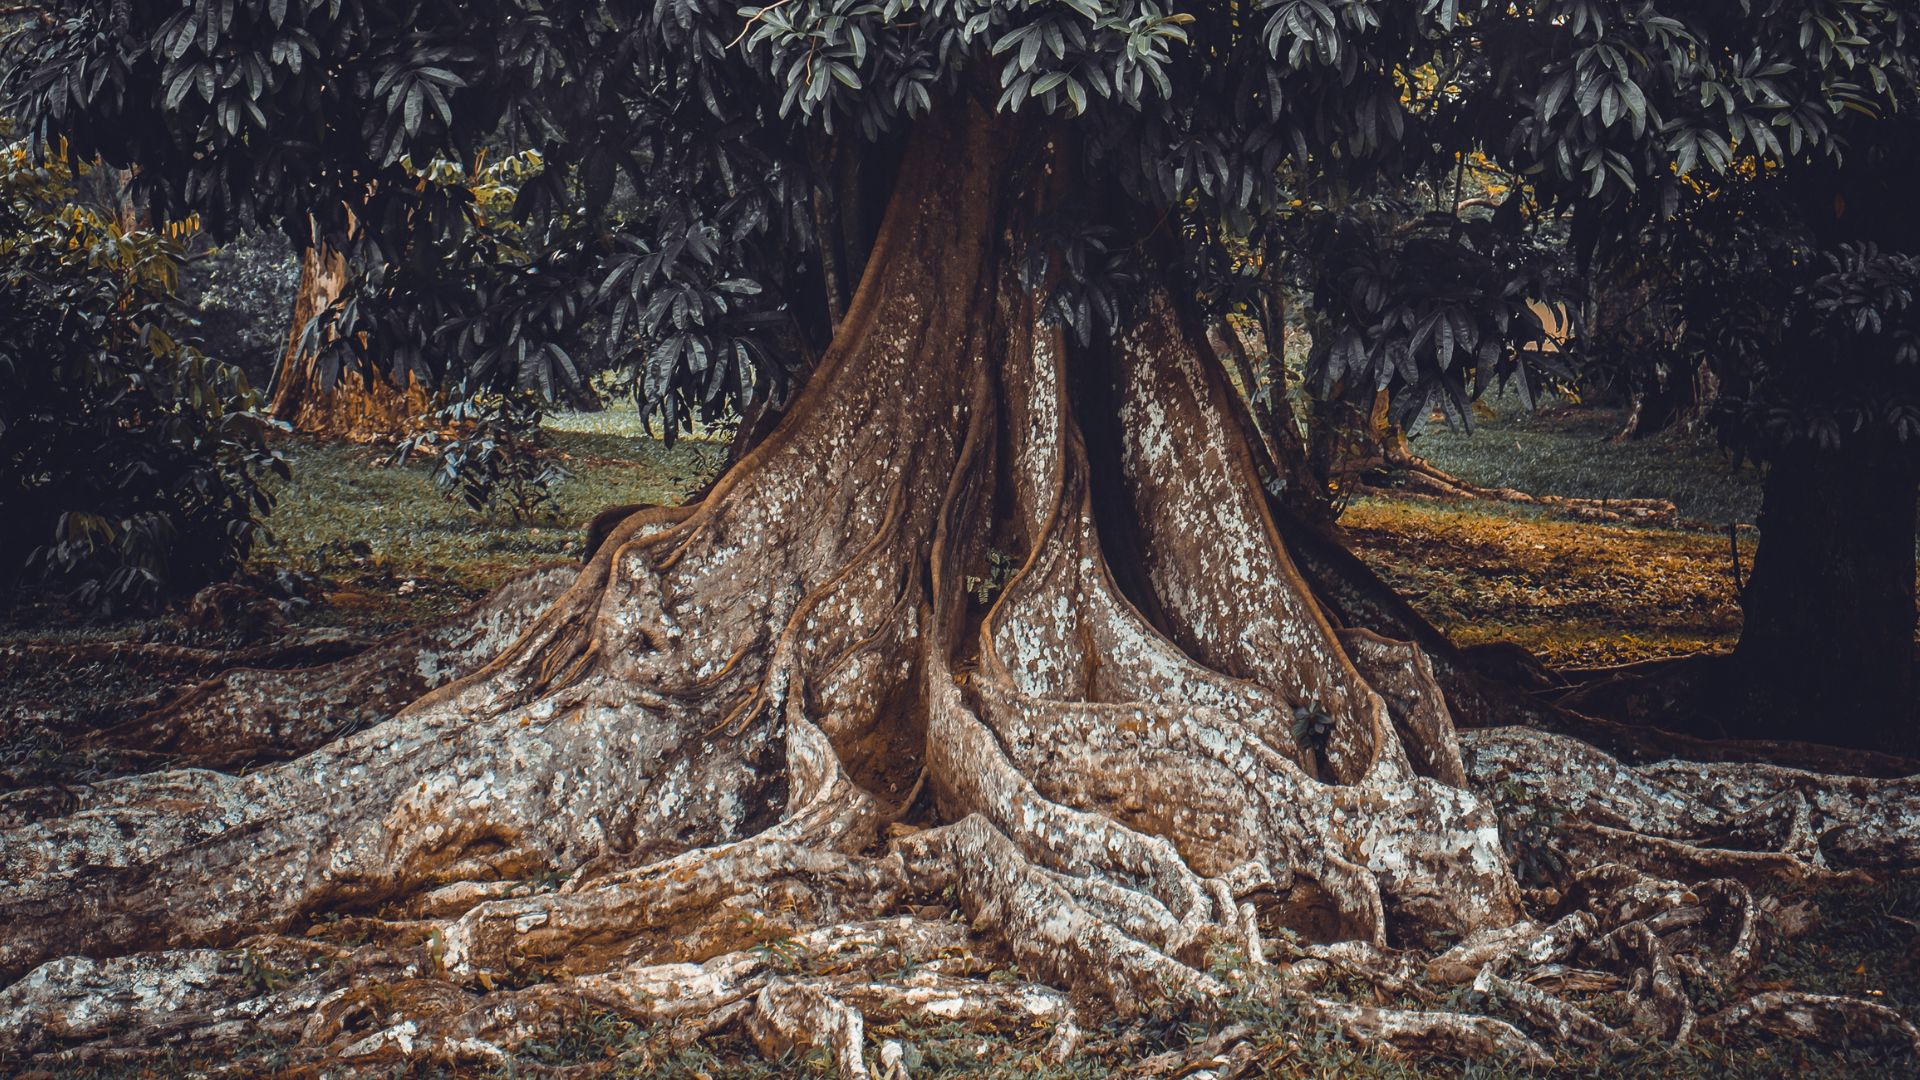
xmin=235 ymin=949 xmax=295 ymax=995
xmin=968 ymin=549 xmax=1021 ymax=605
xmin=423 ymin=927 xmax=449 ymax=975
xmin=1291 ymin=701 xmax=1335 ymax=752
xmin=737 ymin=912 xmax=812 ymax=974
xmin=395 ymin=390 xmax=570 ymax=522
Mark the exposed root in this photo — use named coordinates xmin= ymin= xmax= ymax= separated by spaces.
xmin=1698 ymin=991 xmax=1920 ymax=1054
xmin=80 ymin=565 xmax=577 ymax=772
xmin=1364 ymin=452 xmax=1680 ymax=525
xmin=1464 ymin=726 xmax=1920 ymax=875
xmin=1297 ymin=995 xmax=1555 ymax=1068
xmin=1425 ymin=912 xmax=1595 ymax=985
xmin=1472 ymin=964 xmax=1624 ymax=1049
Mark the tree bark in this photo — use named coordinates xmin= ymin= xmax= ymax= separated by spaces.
xmin=5 ymin=100 xmax=1918 ymax=1074
xmin=1727 ymin=445 xmax=1920 ymax=753
xmin=267 ymin=243 xmax=432 ymax=440
xmin=1615 ymin=357 xmax=1718 ymax=441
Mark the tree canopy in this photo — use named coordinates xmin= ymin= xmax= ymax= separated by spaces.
xmin=12 ymin=0 xmax=1915 ymax=438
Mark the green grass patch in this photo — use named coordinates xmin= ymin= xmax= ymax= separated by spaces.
xmin=1409 ymin=395 xmax=1762 ymax=527
xmin=252 ymin=421 xmax=725 ymax=633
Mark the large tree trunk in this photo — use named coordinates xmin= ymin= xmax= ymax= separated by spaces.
xmin=5 ymin=102 xmax=1918 ymax=1074
xmin=268 ymin=244 xmax=432 ymax=440
xmin=1726 ymin=446 xmax=1920 ymax=754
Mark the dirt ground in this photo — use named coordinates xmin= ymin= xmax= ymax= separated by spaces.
xmin=1344 ymin=496 xmax=1749 ymax=668
xmin=1349 ymin=398 xmax=1762 ymax=669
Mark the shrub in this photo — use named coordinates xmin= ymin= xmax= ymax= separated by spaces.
xmin=179 ymin=228 xmax=301 ymax=389
xmin=395 ymin=390 xmax=569 ymax=523
xmin=0 ymin=138 xmax=287 ymax=611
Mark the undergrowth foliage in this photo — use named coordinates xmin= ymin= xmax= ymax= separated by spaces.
xmin=394 ymin=390 xmax=570 ymax=523
xmin=0 ymin=134 xmax=286 ymax=611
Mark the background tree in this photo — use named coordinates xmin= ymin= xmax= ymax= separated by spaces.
xmin=1554 ymin=35 xmax=1920 ymax=750
xmin=5 ymin=1 xmax=1920 ymax=1072
xmin=264 ymin=234 xmax=439 ymax=438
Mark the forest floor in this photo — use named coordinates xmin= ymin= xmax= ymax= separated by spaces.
xmin=1349 ymin=397 xmax=1761 ymax=669
xmin=7 ymin=401 xmax=1919 ymax=1078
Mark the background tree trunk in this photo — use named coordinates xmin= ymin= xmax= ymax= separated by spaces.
xmin=1615 ymin=357 xmax=1718 ymax=441
xmin=1727 ymin=446 xmax=1920 ymax=753
xmin=267 ymin=244 xmax=432 ymax=440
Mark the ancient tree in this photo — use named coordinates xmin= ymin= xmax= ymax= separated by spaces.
xmin=4 ymin=1 xmax=1920 ymax=1073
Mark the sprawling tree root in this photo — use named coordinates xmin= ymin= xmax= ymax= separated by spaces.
xmin=1364 ymin=453 xmax=1681 ymax=525
xmin=3 ymin=103 xmax=1917 ymax=1075
xmin=68 ymin=566 xmax=578 ymax=773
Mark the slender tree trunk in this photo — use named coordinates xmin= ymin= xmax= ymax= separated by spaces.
xmin=268 ymin=244 xmax=432 ymax=440
xmin=5 ymin=101 xmax=1918 ymax=1074
xmin=1727 ymin=446 xmax=1920 ymax=753
xmin=1211 ymin=317 xmax=1326 ymax=522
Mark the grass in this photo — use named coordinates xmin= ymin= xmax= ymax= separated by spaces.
xmin=254 ymin=418 xmax=726 ymax=634
xmin=1409 ymin=393 xmax=1762 ymax=527
xmin=1760 ymin=876 xmax=1920 ymax=1020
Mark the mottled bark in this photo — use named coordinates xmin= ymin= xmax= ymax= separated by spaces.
xmin=268 ymin=243 xmax=432 ymax=440
xmin=3 ymin=102 xmax=1917 ymax=1075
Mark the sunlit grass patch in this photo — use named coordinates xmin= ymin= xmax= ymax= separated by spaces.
xmin=1343 ymin=495 xmax=1746 ymax=668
